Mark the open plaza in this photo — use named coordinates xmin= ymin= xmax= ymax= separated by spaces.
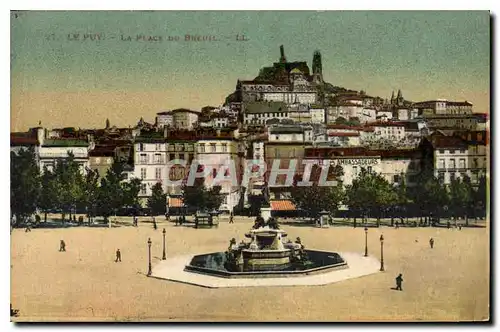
xmin=10 ymin=215 xmax=489 ymax=322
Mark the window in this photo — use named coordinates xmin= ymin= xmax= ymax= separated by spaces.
xmin=275 ymin=135 xmax=279 ymax=140
xmin=289 ymin=149 xmax=295 ymax=158
xmin=141 ymin=168 xmax=146 ymax=179
xmin=449 ymin=159 xmax=456 ymax=169
xmin=140 ymin=153 xmax=148 ymax=164
xmin=222 ymin=143 xmax=228 ymax=153
xmin=155 ymin=144 xmax=161 ymax=151
xmin=210 ymin=143 xmax=216 ymax=152
xmin=199 ymin=144 xmax=205 ymax=153
xmin=459 ymin=159 xmax=466 ymax=169
xmin=439 ymin=149 xmax=445 ymax=154
xmin=168 ymin=144 xmax=175 ymax=152
xmin=450 ymin=172 xmax=456 ymax=182
xmin=141 ymin=183 xmax=147 ymax=195
xmin=169 ymin=153 xmax=176 ymax=161
xmin=154 ymin=153 xmax=162 ymax=164
xmin=139 ymin=143 xmax=144 ymax=152
xmin=367 ymin=166 xmax=373 ymax=174
xmin=449 ymin=149 xmax=456 ymax=154
xmin=393 ymin=174 xmax=400 ymax=183
xmin=473 ymin=158 xmax=479 ymax=168
xmin=155 ymin=168 xmax=162 ymax=180
xmin=438 ymin=159 xmax=445 ymax=169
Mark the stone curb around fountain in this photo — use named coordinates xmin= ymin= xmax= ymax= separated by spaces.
xmin=150 ymin=252 xmax=383 ymax=288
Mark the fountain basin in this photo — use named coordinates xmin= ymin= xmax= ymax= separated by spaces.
xmin=184 ymin=250 xmax=347 ymax=278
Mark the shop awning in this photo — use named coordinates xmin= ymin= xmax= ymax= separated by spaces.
xmin=270 ymin=200 xmax=296 ymax=211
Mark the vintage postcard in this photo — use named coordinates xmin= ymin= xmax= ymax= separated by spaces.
xmin=10 ymin=10 xmax=490 ymax=322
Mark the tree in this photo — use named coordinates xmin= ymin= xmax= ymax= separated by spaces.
xmin=474 ymin=175 xmax=487 ymax=219
xmin=345 ymin=168 xmax=398 ymax=226
xmin=410 ymin=169 xmax=449 ymax=223
xmin=52 ymin=152 xmax=85 ymax=222
xmin=290 ymin=164 xmax=344 ymax=222
xmin=182 ymin=178 xmax=224 ymax=212
xmin=335 ymin=116 xmax=348 ymax=125
xmin=81 ymin=168 xmax=100 ymax=225
xmin=10 ymin=148 xmax=40 ymax=227
xmin=346 ymin=117 xmax=361 ymax=127
xmin=391 ymin=175 xmax=410 ymax=225
xmin=182 ymin=178 xmax=207 ymax=212
xmin=38 ymin=166 xmax=60 ymax=223
xmin=205 ymin=185 xmax=224 ymax=211
xmin=148 ymin=182 xmax=167 ymax=216
xmin=97 ymin=161 xmax=126 ymax=225
xmin=449 ymin=176 xmax=474 ymax=226
xmin=122 ymin=178 xmax=142 ymax=216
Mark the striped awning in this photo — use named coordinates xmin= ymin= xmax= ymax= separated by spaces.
xmin=270 ymin=200 xmax=296 ymax=211
xmin=168 ymin=197 xmax=184 ymax=208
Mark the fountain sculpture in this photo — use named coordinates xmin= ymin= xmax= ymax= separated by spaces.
xmin=184 ymin=216 xmax=347 ymax=278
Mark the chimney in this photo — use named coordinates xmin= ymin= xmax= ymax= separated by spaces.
xmin=36 ymin=127 xmax=45 ymax=146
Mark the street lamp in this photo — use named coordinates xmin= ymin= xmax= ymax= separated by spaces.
xmin=379 ymin=234 xmax=385 ymax=271
xmin=162 ymin=228 xmax=166 ymax=260
xmin=147 ymin=238 xmax=152 ymax=276
xmin=364 ymin=227 xmax=368 ymax=257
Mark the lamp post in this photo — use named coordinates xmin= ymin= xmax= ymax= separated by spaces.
xmin=162 ymin=228 xmax=166 ymax=260
xmin=147 ymin=238 xmax=152 ymax=276
xmin=379 ymin=234 xmax=385 ymax=271
xmin=364 ymin=227 xmax=368 ymax=257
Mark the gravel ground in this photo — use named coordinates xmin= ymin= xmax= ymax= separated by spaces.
xmin=10 ymin=216 xmax=489 ymax=322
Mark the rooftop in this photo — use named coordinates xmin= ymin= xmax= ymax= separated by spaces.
xmin=11 ymin=133 xmax=39 ymax=146
xmin=245 ymin=101 xmax=288 ymax=114
xmin=43 ymin=139 xmax=89 ymax=147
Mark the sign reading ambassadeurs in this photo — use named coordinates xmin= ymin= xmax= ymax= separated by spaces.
xmin=332 ymin=158 xmax=380 ymax=166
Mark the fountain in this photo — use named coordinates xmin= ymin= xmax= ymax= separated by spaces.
xmin=184 ymin=216 xmax=347 ymax=278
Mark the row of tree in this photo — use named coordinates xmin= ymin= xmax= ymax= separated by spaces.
xmin=10 ymin=148 xmax=171 ymax=227
xmin=290 ymin=165 xmax=487 ymax=226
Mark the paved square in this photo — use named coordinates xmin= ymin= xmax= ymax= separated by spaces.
xmin=10 ymin=217 xmax=489 ymax=322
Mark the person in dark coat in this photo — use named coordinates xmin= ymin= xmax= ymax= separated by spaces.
xmin=115 ymin=249 xmax=121 ymax=262
xmin=59 ymin=240 xmax=66 ymax=252
xmin=153 ymin=217 xmax=157 ymax=230
xmin=229 ymin=212 xmax=234 ymax=224
xmin=395 ymin=274 xmax=403 ymax=291
xmin=429 ymin=238 xmax=434 ymax=249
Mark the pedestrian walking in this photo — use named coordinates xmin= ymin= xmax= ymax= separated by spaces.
xmin=229 ymin=212 xmax=234 ymax=224
xmin=59 ymin=240 xmax=66 ymax=252
xmin=165 ymin=212 xmax=170 ymax=221
xmin=447 ymin=221 xmax=451 ymax=229
xmin=395 ymin=221 xmax=399 ymax=229
xmin=115 ymin=249 xmax=121 ymax=262
xmin=25 ymin=221 xmax=32 ymax=232
xmin=153 ymin=217 xmax=157 ymax=230
xmin=459 ymin=225 xmax=462 ymax=230
xmin=429 ymin=238 xmax=434 ymax=249
xmin=133 ymin=216 xmax=138 ymax=227
xmin=395 ymin=273 xmax=403 ymax=291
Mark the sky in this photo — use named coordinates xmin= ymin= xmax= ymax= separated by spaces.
xmin=10 ymin=10 xmax=490 ymax=131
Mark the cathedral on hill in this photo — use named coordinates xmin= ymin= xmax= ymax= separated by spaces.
xmin=227 ymin=45 xmax=325 ymax=105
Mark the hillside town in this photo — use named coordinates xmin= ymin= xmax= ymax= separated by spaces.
xmin=11 ymin=45 xmax=489 ymax=218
